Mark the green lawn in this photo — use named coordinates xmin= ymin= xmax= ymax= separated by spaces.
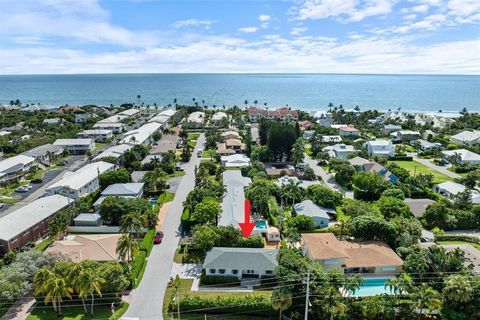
xmin=187 ymin=133 xmax=200 ymax=139
xmin=202 ymin=149 xmax=217 ymax=159
xmin=33 ymin=239 xmax=53 ymax=252
xmin=95 ymin=142 xmax=106 ymax=151
xmin=167 ymin=171 xmax=186 ymax=178
xmin=0 ymin=196 xmax=17 ymax=204
xmin=163 ymin=279 xmax=271 ymax=318
xmin=389 ymin=160 xmax=453 ymax=184
xmin=437 ymin=240 xmax=480 ymax=250
xmin=27 ymin=303 xmax=128 ymax=320
xmin=158 ymin=191 xmax=174 ymax=203
xmin=187 ymin=140 xmax=197 ymax=148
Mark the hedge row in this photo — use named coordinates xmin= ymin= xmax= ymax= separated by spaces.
xmin=180 ymin=208 xmax=194 ymax=231
xmin=390 ymin=156 xmax=413 ymax=161
xmin=200 ymin=274 xmax=240 ymax=285
xmin=173 ymin=295 xmax=274 ymax=315
xmin=130 ymin=251 xmax=147 ymax=288
xmin=140 ymin=229 xmax=156 ymax=256
xmin=435 ymin=234 xmax=480 ymax=245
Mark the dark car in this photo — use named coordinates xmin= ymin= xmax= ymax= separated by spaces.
xmin=31 ymin=178 xmax=43 ymax=184
xmin=153 ymin=231 xmax=164 ymax=244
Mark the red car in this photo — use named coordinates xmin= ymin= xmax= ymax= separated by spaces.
xmin=153 ymin=231 xmax=164 ymax=244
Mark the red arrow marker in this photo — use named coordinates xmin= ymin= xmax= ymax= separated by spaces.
xmin=239 ymin=199 xmax=255 ymax=238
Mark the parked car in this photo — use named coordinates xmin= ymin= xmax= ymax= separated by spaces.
xmin=165 ymin=183 xmax=171 ymax=190
xmin=58 ymin=160 xmax=68 ymax=166
xmin=175 ymin=166 xmax=184 ymax=172
xmin=26 ymin=184 xmax=33 ymax=190
xmin=0 ymin=203 xmax=4 ymax=208
xmin=15 ymin=186 xmax=29 ymax=193
xmin=153 ymin=231 xmax=164 ymax=244
xmin=31 ymin=178 xmax=43 ymax=184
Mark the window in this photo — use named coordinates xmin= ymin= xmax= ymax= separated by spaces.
xmin=219 ymin=269 xmax=225 ymax=274
xmin=11 ymin=237 xmax=17 ymax=244
xmin=209 ymin=269 xmax=216 ymax=274
xmin=265 ymin=270 xmax=273 ymax=275
xmin=23 ymin=230 xmax=30 ymax=236
xmin=232 ymin=270 xmax=238 ymax=274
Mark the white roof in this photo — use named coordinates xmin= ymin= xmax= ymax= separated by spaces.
xmin=159 ymin=109 xmax=176 ymax=117
xmin=322 ymin=135 xmax=342 ymax=142
xmin=451 ymin=131 xmax=480 ymax=142
xmin=442 ymin=149 xmax=480 ymax=161
xmin=118 ymin=108 xmax=140 ymax=117
xmin=97 ymin=114 xmax=129 ymax=124
xmin=148 ymin=114 xmax=170 ymax=124
xmin=120 ymin=122 xmax=162 ymax=145
xmin=79 ymin=129 xmax=112 ymax=135
xmin=0 ymin=195 xmax=72 ymax=241
xmin=187 ymin=111 xmax=205 ymax=123
xmin=220 ymin=154 xmax=250 ymax=167
xmin=365 ymin=140 xmax=392 ymax=146
xmin=93 ymin=144 xmax=133 ymax=161
xmin=0 ymin=130 xmax=11 ymax=136
xmin=322 ymin=144 xmax=356 ymax=152
xmin=212 ymin=112 xmax=228 ymax=121
xmin=54 ymin=138 xmax=93 ymax=146
xmin=0 ymin=155 xmax=36 ymax=174
xmin=93 ymin=122 xmax=124 ymax=128
xmin=47 ymin=161 xmax=114 ymax=192
xmin=436 ymin=181 xmax=466 ymax=195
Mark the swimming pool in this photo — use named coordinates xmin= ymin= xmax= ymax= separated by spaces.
xmin=350 ymin=278 xmax=391 ymax=297
xmin=255 ymin=220 xmax=267 ymax=230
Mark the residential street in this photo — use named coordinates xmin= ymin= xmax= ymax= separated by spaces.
xmin=122 ymin=133 xmax=205 ymax=320
xmin=408 ymin=153 xmax=461 ymax=179
xmin=304 ymin=154 xmax=354 ymax=199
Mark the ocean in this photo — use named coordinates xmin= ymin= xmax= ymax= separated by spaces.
xmin=0 ymin=73 xmax=479 ymax=112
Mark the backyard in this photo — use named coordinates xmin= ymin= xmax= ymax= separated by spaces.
xmin=389 ymin=160 xmax=452 ymax=184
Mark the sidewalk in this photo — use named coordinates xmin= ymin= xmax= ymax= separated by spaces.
xmin=0 ymin=297 xmax=36 ymax=320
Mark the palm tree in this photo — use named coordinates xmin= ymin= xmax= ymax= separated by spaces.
xmin=244 ymin=100 xmax=248 ymax=108
xmin=271 ymin=287 xmax=292 ymax=320
xmin=343 ymin=274 xmax=363 ymax=296
xmin=385 ymin=273 xmax=413 ymax=295
xmin=317 ymin=285 xmax=347 ymax=320
xmin=78 ymin=269 xmax=106 ymax=316
xmin=120 ymin=211 xmax=147 ymax=239
xmin=282 ymin=179 xmax=303 ymax=206
xmin=414 ymin=284 xmax=441 ymax=318
xmin=67 ymin=263 xmax=88 ymax=314
xmin=37 ymin=272 xmax=73 ymax=316
xmin=254 ymin=100 xmax=258 ymax=106
xmin=116 ymin=233 xmax=139 ymax=262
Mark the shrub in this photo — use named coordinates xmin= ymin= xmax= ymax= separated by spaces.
xmin=130 ymin=251 xmax=147 ymax=288
xmin=390 ymin=156 xmax=413 ymax=161
xmin=140 ymin=229 xmax=156 ymax=256
xmin=174 ymin=295 xmax=273 ymax=315
xmin=180 ymin=208 xmax=194 ymax=230
xmin=200 ymin=274 xmax=240 ymax=285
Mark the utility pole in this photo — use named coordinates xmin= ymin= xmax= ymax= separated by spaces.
xmin=304 ymin=271 xmax=310 ymax=320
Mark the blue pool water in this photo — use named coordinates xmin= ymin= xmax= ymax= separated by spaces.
xmin=255 ymin=220 xmax=267 ymax=230
xmin=351 ymin=278 xmax=391 ymax=297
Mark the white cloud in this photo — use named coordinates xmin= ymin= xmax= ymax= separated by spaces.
xmin=291 ymin=27 xmax=308 ymax=35
xmin=258 ymin=14 xmax=271 ymax=22
xmin=238 ymin=27 xmax=259 ymax=33
xmin=411 ymin=4 xmax=429 ymax=13
xmin=294 ymin=0 xmax=396 ymax=22
xmin=172 ymin=19 xmax=217 ymax=29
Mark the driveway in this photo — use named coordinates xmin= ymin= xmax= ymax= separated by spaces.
xmin=122 ymin=133 xmax=205 ymax=320
xmin=304 ymin=154 xmax=354 ymax=199
xmin=408 ymin=153 xmax=461 ymax=179
xmin=170 ymin=263 xmax=202 ymax=279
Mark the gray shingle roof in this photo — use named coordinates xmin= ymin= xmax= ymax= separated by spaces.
xmin=294 ymin=200 xmax=332 ymax=219
xmin=101 ymin=183 xmax=144 ymax=196
xmin=203 ymin=247 xmax=278 ymax=271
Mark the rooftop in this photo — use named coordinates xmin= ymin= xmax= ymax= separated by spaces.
xmin=294 ymin=200 xmax=332 ymax=220
xmin=0 ymin=154 xmax=36 ymax=174
xmin=53 ymin=138 xmax=93 ymax=146
xmin=203 ymin=247 xmax=278 ymax=271
xmin=442 ymin=149 xmax=480 ymax=161
xmin=47 ymin=161 xmax=114 ymax=191
xmin=404 ymin=198 xmax=436 ymax=218
xmin=0 ymin=195 xmax=72 ymax=241
xmin=101 ymin=183 xmax=144 ymax=196
xmin=450 ymin=130 xmax=480 ymax=142
xmin=22 ymin=144 xmax=64 ymax=157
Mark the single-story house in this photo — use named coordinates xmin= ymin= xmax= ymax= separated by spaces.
xmin=362 ymin=162 xmax=399 ymax=184
xmin=322 ymin=144 xmax=357 ymax=160
xmin=302 ymin=233 xmax=403 ymax=274
xmin=0 ymin=195 xmax=72 ymax=254
xmin=211 ymin=112 xmax=228 ymax=126
xmin=22 ymin=144 xmax=64 ymax=165
xmin=322 ymin=135 xmax=342 ymax=143
xmin=294 ymin=200 xmax=332 ymax=228
xmin=390 ymin=130 xmax=422 ymax=142
xmin=219 ymin=170 xmax=251 ymax=228
xmin=433 ymin=181 xmax=480 ymax=204
xmin=404 ymin=198 xmax=436 ymax=218
xmin=93 ymin=182 xmax=144 ymax=207
xmin=363 ymin=140 xmax=395 ymax=158
xmin=450 ymin=130 xmax=480 ymax=147
xmin=45 ymin=161 xmax=115 ymax=199
xmin=203 ymin=247 xmax=278 ymax=280
xmin=414 ymin=139 xmax=443 ymax=151
xmin=78 ymin=129 xmax=114 ymax=142
xmin=53 ymin=138 xmax=95 ymax=155
xmin=265 ymin=164 xmax=296 ymax=178
xmin=187 ymin=111 xmax=205 ymax=128
xmin=220 ymin=154 xmax=250 ymax=168
xmin=0 ymin=154 xmax=37 ymax=183
xmin=221 ymin=131 xmax=241 ymax=140
xmin=45 ymin=234 xmax=122 ymax=262
xmin=73 ymin=213 xmax=102 ymax=226
xmin=338 ymin=125 xmax=360 ymax=137
xmin=442 ymin=149 xmax=480 ymax=165
xmin=348 ymin=156 xmax=371 ymax=169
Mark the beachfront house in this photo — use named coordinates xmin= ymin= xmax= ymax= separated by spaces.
xmin=450 ymin=130 xmax=480 ymax=147
xmin=294 ymin=200 xmax=332 ymax=228
xmin=0 ymin=154 xmax=37 ymax=184
xmin=219 ymin=170 xmax=251 ymax=228
xmin=22 ymin=144 xmax=64 ymax=166
xmin=442 ymin=149 xmax=480 ymax=165
xmin=364 ymin=140 xmax=395 ymax=158
xmin=45 ymin=234 xmax=122 ymax=263
xmin=211 ymin=112 xmax=228 ymax=126
xmin=434 ymin=181 xmax=480 ymax=204
xmin=78 ymin=129 xmax=114 ymax=142
xmin=0 ymin=195 xmax=72 ymax=254
xmin=118 ymin=108 xmax=141 ymax=119
xmin=390 ymin=130 xmax=422 ymax=142
xmin=53 ymin=138 xmax=95 ymax=155
xmin=302 ymin=233 xmax=403 ymax=274
xmin=93 ymin=182 xmax=144 ymax=207
xmin=203 ymin=247 xmax=278 ymax=280
xmin=45 ymin=161 xmax=115 ymax=199
xmin=322 ymin=144 xmax=357 ymax=160
xmin=187 ymin=111 xmax=205 ymax=128
xmin=220 ymin=154 xmax=250 ymax=168
xmin=247 ymin=107 xmax=298 ymax=122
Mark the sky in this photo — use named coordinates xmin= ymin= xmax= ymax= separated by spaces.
xmin=0 ymin=0 xmax=479 ymax=74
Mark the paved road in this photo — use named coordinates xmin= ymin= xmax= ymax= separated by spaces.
xmin=122 ymin=133 xmax=205 ymax=320
xmin=304 ymin=154 xmax=354 ymax=199
xmin=0 ymin=155 xmax=87 ymax=218
xmin=408 ymin=153 xmax=461 ymax=179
